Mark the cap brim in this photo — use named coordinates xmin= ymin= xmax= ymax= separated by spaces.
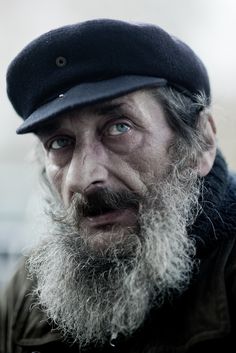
xmin=16 ymin=75 xmax=167 ymax=134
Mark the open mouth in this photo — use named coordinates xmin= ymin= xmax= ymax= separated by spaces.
xmin=83 ymin=204 xmax=119 ymax=218
xmin=85 ymin=208 xmax=138 ymax=228
xmin=80 ymin=188 xmax=141 ymax=228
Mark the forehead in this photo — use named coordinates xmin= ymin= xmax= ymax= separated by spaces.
xmin=36 ymin=88 xmax=163 ymax=135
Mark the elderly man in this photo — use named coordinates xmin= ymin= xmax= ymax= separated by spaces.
xmin=1 ymin=19 xmax=236 ymax=353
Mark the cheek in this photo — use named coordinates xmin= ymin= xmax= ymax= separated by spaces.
xmin=128 ymin=153 xmax=169 ymax=187
xmin=126 ymin=137 xmax=172 ymax=180
xmin=107 ymin=147 xmax=170 ymax=195
xmin=45 ymin=162 xmax=64 ymax=196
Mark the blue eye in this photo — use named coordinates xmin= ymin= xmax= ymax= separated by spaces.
xmin=50 ymin=138 xmax=73 ymax=150
xmin=107 ymin=123 xmax=131 ymax=136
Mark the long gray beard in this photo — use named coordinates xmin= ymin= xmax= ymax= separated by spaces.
xmin=27 ymin=168 xmax=201 ymax=347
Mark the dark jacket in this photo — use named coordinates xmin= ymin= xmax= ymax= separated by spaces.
xmin=1 ymin=152 xmax=236 ymax=353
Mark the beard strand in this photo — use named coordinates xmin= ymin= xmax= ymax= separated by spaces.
xmin=27 ymin=167 xmax=201 ymax=347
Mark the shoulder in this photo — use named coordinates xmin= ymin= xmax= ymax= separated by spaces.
xmin=0 ymin=258 xmax=53 ymax=353
xmin=0 ymin=258 xmax=34 ymax=314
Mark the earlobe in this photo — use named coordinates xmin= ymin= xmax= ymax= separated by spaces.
xmin=197 ymin=115 xmax=217 ymax=177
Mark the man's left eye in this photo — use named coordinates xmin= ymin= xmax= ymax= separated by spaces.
xmin=49 ymin=137 xmax=73 ymax=150
xmin=107 ymin=123 xmax=131 ymax=136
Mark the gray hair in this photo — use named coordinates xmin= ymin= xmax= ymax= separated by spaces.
xmin=150 ymin=87 xmax=213 ymax=169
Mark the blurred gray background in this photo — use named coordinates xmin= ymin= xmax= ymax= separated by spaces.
xmin=0 ymin=0 xmax=236 ymax=286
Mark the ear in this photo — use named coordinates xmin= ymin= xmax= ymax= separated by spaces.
xmin=197 ymin=115 xmax=217 ymax=177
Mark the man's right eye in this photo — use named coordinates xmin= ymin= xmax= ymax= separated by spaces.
xmin=48 ymin=137 xmax=73 ymax=150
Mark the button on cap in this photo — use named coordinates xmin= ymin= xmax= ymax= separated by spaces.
xmin=56 ymin=56 xmax=67 ymax=67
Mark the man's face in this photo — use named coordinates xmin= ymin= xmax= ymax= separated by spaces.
xmin=32 ymin=89 xmax=199 ymax=346
xmin=38 ymin=90 xmax=174 ymax=250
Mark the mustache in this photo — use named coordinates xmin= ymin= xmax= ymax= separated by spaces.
xmin=71 ymin=188 xmax=142 ymax=218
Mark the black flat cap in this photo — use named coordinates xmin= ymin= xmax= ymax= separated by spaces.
xmin=6 ymin=18 xmax=210 ymax=134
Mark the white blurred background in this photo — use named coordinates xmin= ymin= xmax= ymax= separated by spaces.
xmin=0 ymin=0 xmax=236 ymax=286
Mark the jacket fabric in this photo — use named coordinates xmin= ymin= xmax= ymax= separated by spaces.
xmin=1 ymin=151 xmax=236 ymax=353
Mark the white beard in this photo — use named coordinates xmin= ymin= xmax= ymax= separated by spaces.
xmin=27 ymin=168 xmax=200 ymax=347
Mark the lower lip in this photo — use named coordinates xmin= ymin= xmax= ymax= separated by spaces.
xmin=86 ymin=209 xmax=137 ymax=228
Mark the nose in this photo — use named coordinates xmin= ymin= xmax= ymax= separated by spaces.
xmin=65 ymin=142 xmax=109 ymax=201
